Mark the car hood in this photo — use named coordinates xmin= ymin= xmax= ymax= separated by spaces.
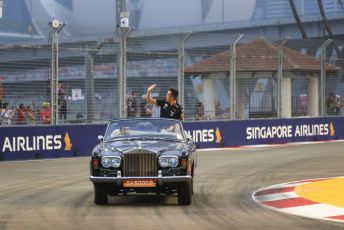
xmin=103 ymin=140 xmax=185 ymax=155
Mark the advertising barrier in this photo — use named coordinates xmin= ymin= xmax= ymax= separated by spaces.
xmin=183 ymin=117 xmax=343 ymax=148
xmin=0 ymin=117 xmax=343 ymax=161
xmin=0 ymin=125 xmax=106 ymax=161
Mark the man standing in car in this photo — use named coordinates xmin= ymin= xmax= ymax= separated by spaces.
xmin=146 ymin=84 xmax=184 ymax=121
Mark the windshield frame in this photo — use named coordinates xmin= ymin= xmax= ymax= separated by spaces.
xmin=103 ymin=118 xmax=186 ymax=143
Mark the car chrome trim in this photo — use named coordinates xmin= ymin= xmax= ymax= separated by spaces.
xmin=158 ymin=170 xmax=163 ymax=185
xmin=117 ymin=170 xmax=122 ymax=186
xmin=123 ymin=151 xmax=157 ymax=177
xmin=89 ymin=174 xmax=192 ymax=184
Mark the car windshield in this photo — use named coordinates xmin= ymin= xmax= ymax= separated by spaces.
xmin=104 ymin=119 xmax=184 ymax=142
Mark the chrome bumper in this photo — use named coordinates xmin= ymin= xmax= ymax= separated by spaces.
xmin=89 ymin=170 xmax=192 ymax=186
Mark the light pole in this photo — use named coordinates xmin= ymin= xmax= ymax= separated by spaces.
xmin=49 ymin=19 xmax=65 ymax=125
xmin=178 ymin=32 xmax=191 ymax=111
xmin=117 ymin=0 xmax=130 ymax=118
xmin=230 ymin=34 xmax=244 ymax=120
xmin=320 ymin=39 xmax=333 ymax=116
xmin=277 ymin=38 xmax=288 ymax=118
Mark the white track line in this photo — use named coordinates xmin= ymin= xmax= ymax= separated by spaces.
xmin=281 ymin=204 xmax=344 ymax=218
xmin=254 ymin=192 xmax=300 ymax=202
xmin=197 ymin=139 xmax=344 ymax=152
xmin=0 ymin=156 xmax=89 ymax=164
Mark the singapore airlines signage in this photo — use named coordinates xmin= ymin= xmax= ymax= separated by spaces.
xmin=1 ymin=133 xmax=72 ymax=153
xmin=246 ymin=122 xmax=335 ymax=140
xmin=186 ymin=127 xmax=222 ymax=143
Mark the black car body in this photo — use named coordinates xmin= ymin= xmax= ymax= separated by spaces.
xmin=89 ymin=118 xmax=197 ymax=205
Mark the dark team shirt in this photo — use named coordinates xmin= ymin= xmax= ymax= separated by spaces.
xmin=156 ymin=99 xmax=184 ymax=120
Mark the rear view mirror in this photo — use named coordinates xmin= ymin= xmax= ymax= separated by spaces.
xmin=98 ymin=135 xmax=104 ymax=142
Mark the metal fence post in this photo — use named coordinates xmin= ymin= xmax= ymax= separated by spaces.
xmin=117 ymin=0 xmax=129 ymax=119
xmin=277 ymin=38 xmax=288 ymax=118
xmin=230 ymin=34 xmax=243 ymax=120
xmin=49 ymin=19 xmax=65 ymax=125
xmin=86 ymin=41 xmax=111 ymax=123
xmin=320 ymin=39 xmax=333 ymax=116
xmin=178 ymin=32 xmax=191 ymax=111
xmin=50 ymin=30 xmax=58 ymax=125
xmin=119 ymin=31 xmax=128 ymax=118
xmin=85 ymin=52 xmax=95 ymax=123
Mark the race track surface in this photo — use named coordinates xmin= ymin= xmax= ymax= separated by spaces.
xmin=0 ymin=142 xmax=343 ymax=230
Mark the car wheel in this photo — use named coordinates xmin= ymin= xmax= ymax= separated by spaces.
xmin=94 ymin=184 xmax=108 ymax=205
xmin=191 ymin=177 xmax=194 ymax=195
xmin=178 ymin=181 xmax=192 ymax=205
xmin=191 ymin=166 xmax=194 ymax=195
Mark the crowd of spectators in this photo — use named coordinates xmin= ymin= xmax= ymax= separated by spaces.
xmin=2 ymin=82 xmax=342 ymax=125
xmin=0 ymin=82 xmax=69 ymax=126
xmin=0 ymin=101 xmax=38 ymax=126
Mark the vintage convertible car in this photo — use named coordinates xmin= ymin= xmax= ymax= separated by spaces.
xmin=89 ymin=118 xmax=197 ymax=205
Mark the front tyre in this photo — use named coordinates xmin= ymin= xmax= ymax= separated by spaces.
xmin=178 ymin=181 xmax=192 ymax=205
xmin=94 ymin=184 xmax=108 ymax=205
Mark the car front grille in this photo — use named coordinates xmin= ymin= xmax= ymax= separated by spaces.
xmin=123 ymin=152 xmax=157 ymax=177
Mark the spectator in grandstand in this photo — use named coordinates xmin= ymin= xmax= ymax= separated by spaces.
xmin=26 ymin=105 xmax=36 ymax=125
xmin=1 ymin=102 xmax=16 ymax=125
xmin=59 ymin=98 xmax=67 ymax=122
xmin=76 ymin=112 xmax=84 ymax=123
xmin=334 ymin=94 xmax=343 ymax=115
xmin=40 ymin=102 xmax=51 ymax=124
xmin=16 ymin=103 xmax=27 ymax=125
xmin=127 ymin=90 xmax=138 ymax=118
xmin=327 ymin=93 xmax=335 ymax=115
xmin=58 ymin=82 xmax=66 ymax=99
xmin=140 ymin=95 xmax=152 ymax=117
xmin=326 ymin=93 xmax=343 ymax=115
xmin=194 ymin=102 xmax=205 ymax=120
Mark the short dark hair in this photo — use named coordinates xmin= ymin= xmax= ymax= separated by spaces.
xmin=169 ymin=88 xmax=178 ymax=99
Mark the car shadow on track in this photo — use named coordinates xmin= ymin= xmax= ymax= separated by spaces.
xmin=104 ymin=194 xmax=180 ymax=206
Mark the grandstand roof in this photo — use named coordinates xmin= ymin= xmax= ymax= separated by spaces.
xmin=185 ymin=37 xmax=339 ymax=74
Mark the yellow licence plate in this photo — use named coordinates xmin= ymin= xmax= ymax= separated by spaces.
xmin=123 ymin=179 xmax=157 ymax=188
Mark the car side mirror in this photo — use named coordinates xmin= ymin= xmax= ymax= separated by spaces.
xmin=184 ymin=131 xmax=192 ymax=142
xmin=98 ymin=135 xmax=104 ymax=142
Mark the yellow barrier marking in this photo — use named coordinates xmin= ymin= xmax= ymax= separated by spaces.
xmin=294 ymin=178 xmax=344 ymax=208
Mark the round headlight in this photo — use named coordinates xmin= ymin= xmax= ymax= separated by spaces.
xmin=159 ymin=157 xmax=169 ymax=168
xmin=111 ymin=158 xmax=121 ymax=168
xmin=101 ymin=157 xmax=111 ymax=168
xmin=168 ymin=157 xmax=179 ymax=167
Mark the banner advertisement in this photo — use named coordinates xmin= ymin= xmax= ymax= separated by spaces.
xmin=0 ymin=117 xmax=343 ymax=161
